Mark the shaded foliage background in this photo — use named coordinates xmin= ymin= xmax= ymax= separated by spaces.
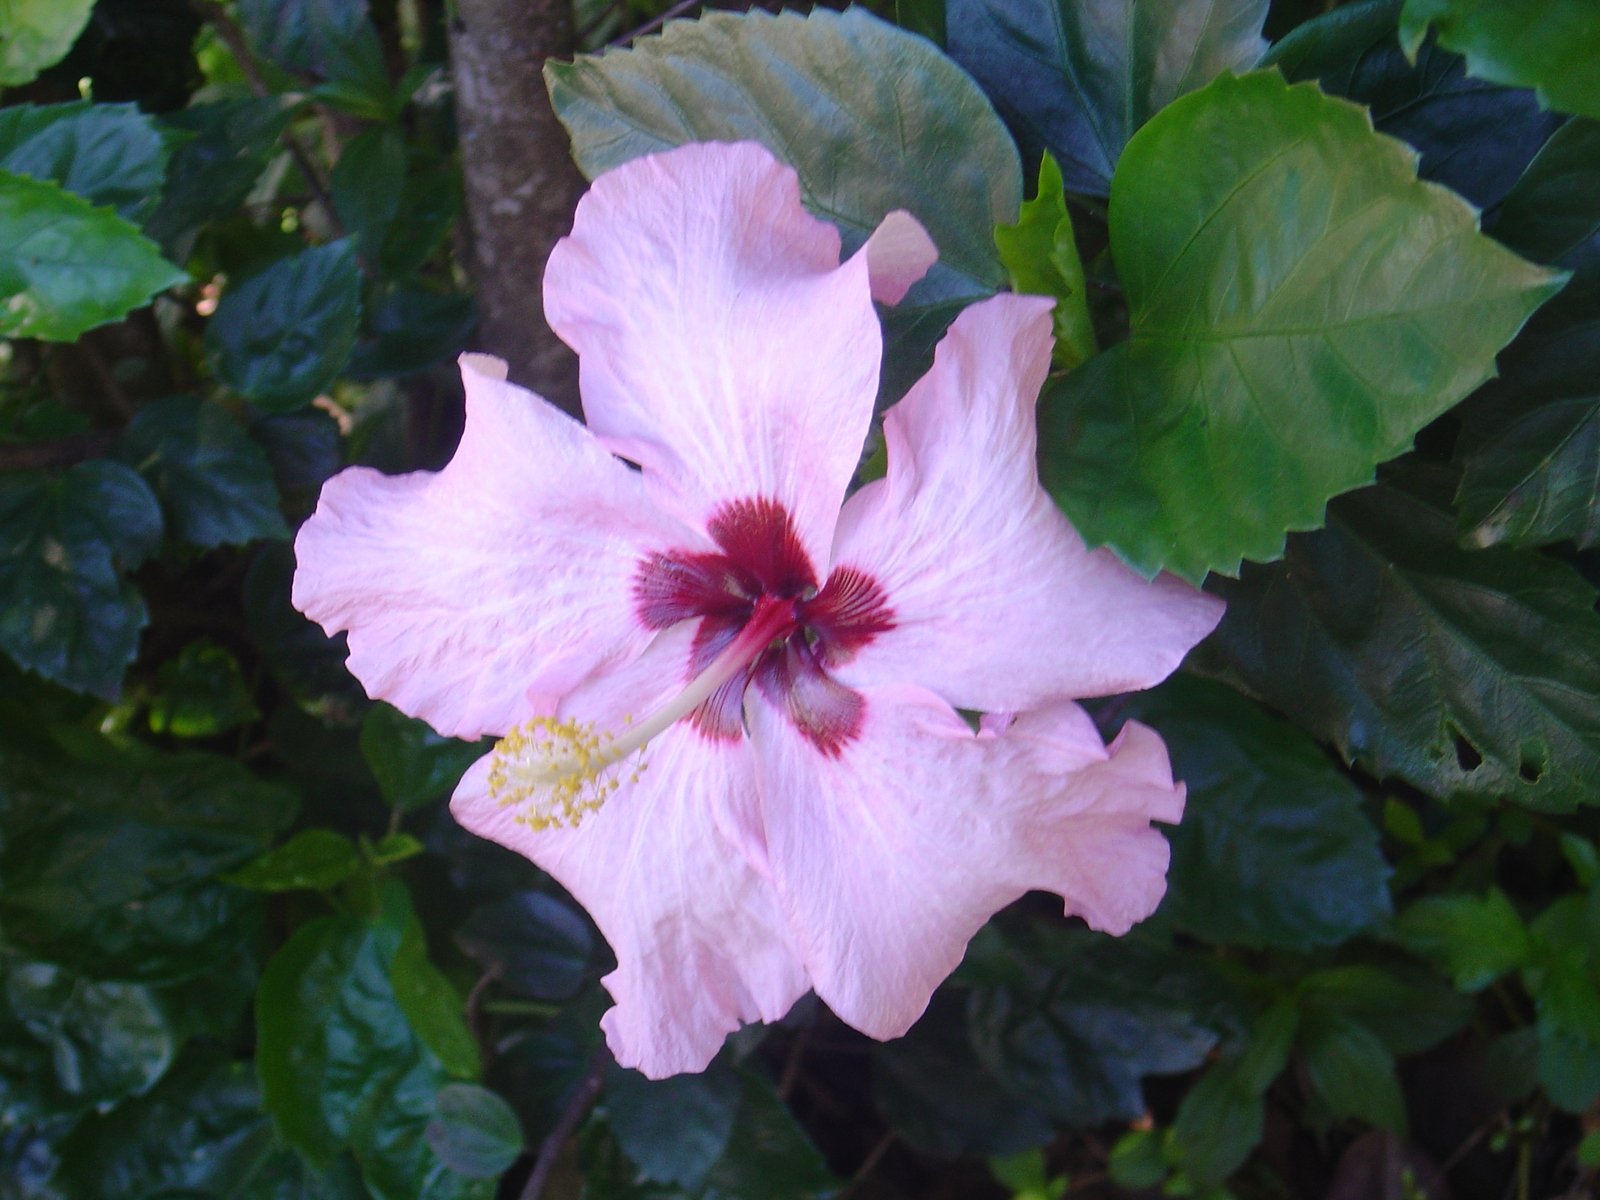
xmin=1 ymin=0 xmax=1599 ymax=1199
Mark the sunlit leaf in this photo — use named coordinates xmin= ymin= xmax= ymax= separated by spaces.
xmin=0 ymin=0 xmax=95 ymax=87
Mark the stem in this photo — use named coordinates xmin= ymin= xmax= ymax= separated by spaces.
xmin=519 ymin=1043 xmax=611 ymax=1200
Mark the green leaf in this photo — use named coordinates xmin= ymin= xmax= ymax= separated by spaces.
xmin=206 ymin=239 xmax=363 ymax=413
xmin=545 ymin=6 xmax=1020 ymax=305
xmin=244 ymin=542 xmax=366 ymax=721
xmin=361 ymin=702 xmax=484 ymax=812
xmin=1392 ymin=890 xmax=1532 ymax=990
xmin=1400 ymin=0 xmax=1600 ymax=120
xmin=1128 ymin=676 xmax=1391 ymax=949
xmin=896 ymin=0 xmax=945 ymax=45
xmin=993 ymin=152 xmax=1095 ymax=369
xmin=1490 ymin=116 xmax=1600 ymax=269
xmin=606 ymin=1061 xmax=742 ymax=1189
xmin=1562 ymin=833 xmax=1600 ymax=887
xmin=237 ymin=1150 xmax=377 ymax=1200
xmin=454 ymin=891 xmax=594 ymax=1002
xmin=1172 ymin=999 xmax=1298 ymax=1187
xmin=0 ymin=171 xmax=188 ymax=341
xmin=1298 ymin=1009 xmax=1407 ymax=1132
xmin=1297 ymin=965 xmax=1472 ymax=1056
xmin=378 ymin=164 xmax=458 ymax=279
xmin=224 ymin=828 xmax=364 ymax=891
xmin=1264 ymin=0 xmax=1564 ymax=210
xmin=368 ymin=832 xmax=425 ymax=867
xmin=698 ymin=1068 xmax=838 ymax=1200
xmin=147 ymin=637 xmax=261 ymax=737
xmin=238 ymin=0 xmax=369 ymax=77
xmin=0 ymin=460 xmax=161 ymax=699
xmin=1536 ymin=1025 xmax=1600 ymax=1113
xmin=0 ymin=101 xmax=174 ymax=223
xmin=256 ymin=882 xmax=492 ymax=1200
xmin=347 ymin=286 xmax=476 ymax=381
xmin=116 ymin=394 xmax=289 ymax=547
xmin=0 ymin=0 xmax=94 ymax=87
xmin=1037 ymin=70 xmax=1565 ymax=582
xmin=872 ymin=989 xmax=1052 ymax=1159
xmin=965 ymin=926 xmax=1244 ymax=1127
xmin=0 ymin=731 xmax=295 ymax=980
xmin=391 ymin=913 xmax=481 ymax=1082
xmin=332 ymin=124 xmax=406 ymax=254
xmin=424 ymin=1083 xmax=523 ymax=1181
xmin=1107 ymin=1129 xmax=1169 ymax=1190
xmin=147 ymin=98 xmax=296 ymax=250
xmin=946 ymin=0 xmax=1269 ymax=195
xmin=1193 ymin=479 xmax=1600 ymax=809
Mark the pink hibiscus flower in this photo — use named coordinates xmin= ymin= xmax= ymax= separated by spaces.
xmin=292 ymin=141 xmax=1224 ymax=1078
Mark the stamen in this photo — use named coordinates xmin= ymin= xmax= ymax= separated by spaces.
xmin=487 ymin=595 xmax=798 ymax=828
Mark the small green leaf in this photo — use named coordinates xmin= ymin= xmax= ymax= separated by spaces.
xmin=0 ymin=460 xmax=162 ymax=699
xmin=1393 ymin=890 xmax=1532 ymax=990
xmin=147 ymin=637 xmax=261 ymax=737
xmin=424 ymin=1083 xmax=523 ymax=1180
xmin=0 ymin=0 xmax=95 ymax=87
xmin=116 ymin=394 xmax=289 ymax=547
xmin=993 ymin=152 xmax=1095 ymax=369
xmin=606 ymin=1061 xmax=743 ymax=1189
xmin=1194 ymin=479 xmax=1600 ymax=809
xmin=206 ymin=238 xmax=363 ymax=413
xmin=392 ymin=913 xmax=481 ymax=1082
xmin=332 ymin=124 xmax=407 ymax=254
xmin=0 ymin=170 xmax=188 ymax=341
xmin=368 ymin=832 xmax=425 ymax=867
xmin=1400 ymin=0 xmax=1600 ymax=119
xmin=0 ymin=101 xmax=174 ymax=222
xmin=1298 ymin=1009 xmax=1407 ymax=1133
xmin=225 ymin=829 xmax=364 ymax=892
xmin=1038 ymin=70 xmax=1565 ymax=582
xmin=1562 ymin=834 xmax=1600 ymax=888
xmin=545 ymin=6 xmax=1020 ymax=305
xmin=1107 ymin=1128 xmax=1169 ymax=1190
xmin=361 ymin=702 xmax=485 ymax=812
xmin=946 ymin=0 xmax=1269 ymax=196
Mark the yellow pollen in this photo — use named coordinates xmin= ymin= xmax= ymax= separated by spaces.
xmin=486 ymin=716 xmax=644 ymax=830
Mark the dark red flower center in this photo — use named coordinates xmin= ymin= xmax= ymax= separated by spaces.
xmin=633 ymin=496 xmax=893 ymax=755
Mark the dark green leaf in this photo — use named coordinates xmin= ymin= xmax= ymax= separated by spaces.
xmin=0 ymin=729 xmax=295 ymax=980
xmin=1298 ymin=1009 xmax=1407 ymax=1132
xmin=0 ymin=460 xmax=161 ymax=699
xmin=872 ymin=989 xmax=1053 ymax=1158
xmin=424 ymin=1084 xmax=523 ymax=1180
xmin=346 ymin=286 xmax=476 ymax=381
xmin=147 ymin=638 xmax=261 ymax=738
xmin=0 ymin=0 xmax=94 ymax=87
xmin=993 ymin=152 xmax=1094 ymax=369
xmin=1127 ymin=676 xmax=1391 ymax=949
xmin=1037 ymin=70 xmax=1564 ymax=582
xmin=966 ymin=926 xmax=1244 ymax=1126
xmin=1537 ymin=1024 xmax=1600 ymax=1113
xmin=1297 ymin=965 xmax=1472 ymax=1056
xmin=1400 ymin=0 xmax=1600 ymax=120
xmin=391 ymin=913 xmax=481 ymax=1082
xmin=1265 ymin=0 xmax=1564 ymax=209
xmin=1107 ymin=1129 xmax=1168 ymax=1190
xmin=369 ymin=832 xmax=424 ymax=867
xmin=147 ymin=98 xmax=296 ymax=250
xmin=378 ymin=166 xmax=457 ymax=279
xmin=224 ymin=828 xmax=364 ymax=891
xmin=698 ymin=1069 xmax=838 ymax=1200
xmin=454 ymin=891 xmax=592 ymax=1002
xmin=207 ymin=239 xmax=363 ymax=413
xmin=237 ymin=1150 xmax=377 ymax=1200
xmin=311 ymin=23 xmax=400 ymax=122
xmin=331 ymin=125 xmax=406 ymax=255
xmin=361 ymin=703 xmax=484 ymax=812
xmin=1492 ymin=117 xmax=1600 ymax=269
xmin=1194 ymin=480 xmax=1600 ymax=809
xmin=116 ymin=394 xmax=289 ymax=547
xmin=0 ymin=170 xmax=188 ymax=341
xmin=545 ymin=6 xmax=1020 ymax=306
xmin=0 ymin=101 xmax=174 ymax=222
xmin=606 ymin=1062 xmax=742 ymax=1189
xmin=1172 ymin=999 xmax=1297 ymax=1187
xmin=1392 ymin=890 xmax=1532 ymax=990
xmin=244 ymin=541 xmax=366 ymax=722
xmin=51 ymin=1047 xmax=272 ymax=1200
xmin=237 ymin=0 xmax=369 ymax=77
xmin=896 ymin=0 xmax=945 ymax=45
xmin=251 ymin=407 xmax=344 ymax=502
xmin=946 ymin=0 xmax=1268 ymax=195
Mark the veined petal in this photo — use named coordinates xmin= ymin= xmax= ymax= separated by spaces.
xmin=451 ymin=623 xmax=809 ymax=1078
xmin=748 ymin=684 xmax=1183 ymax=1041
xmin=830 ymin=294 xmax=1224 ymax=712
xmin=544 ymin=142 xmax=881 ymax=570
xmin=293 ymin=354 xmax=704 ymax=740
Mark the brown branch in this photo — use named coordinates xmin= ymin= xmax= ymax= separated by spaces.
xmin=0 ymin=432 xmax=117 ymax=472
xmin=188 ymin=0 xmax=348 ymax=241
xmin=518 ymin=1043 xmax=611 ymax=1200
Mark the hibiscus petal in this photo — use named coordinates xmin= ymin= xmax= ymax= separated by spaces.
xmin=863 ymin=210 xmax=938 ymax=305
xmin=748 ymin=683 xmax=1183 ymax=1041
xmin=829 ymin=294 xmax=1224 ymax=712
xmin=451 ymin=623 xmax=809 ymax=1078
xmin=544 ymin=141 xmax=881 ymax=570
xmin=293 ymin=354 xmax=703 ymax=740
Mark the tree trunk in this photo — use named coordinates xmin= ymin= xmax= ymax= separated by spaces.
xmin=448 ymin=0 xmax=587 ymax=411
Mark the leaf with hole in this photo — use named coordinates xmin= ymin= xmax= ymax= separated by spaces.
xmin=1036 ymin=70 xmax=1564 ymax=582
